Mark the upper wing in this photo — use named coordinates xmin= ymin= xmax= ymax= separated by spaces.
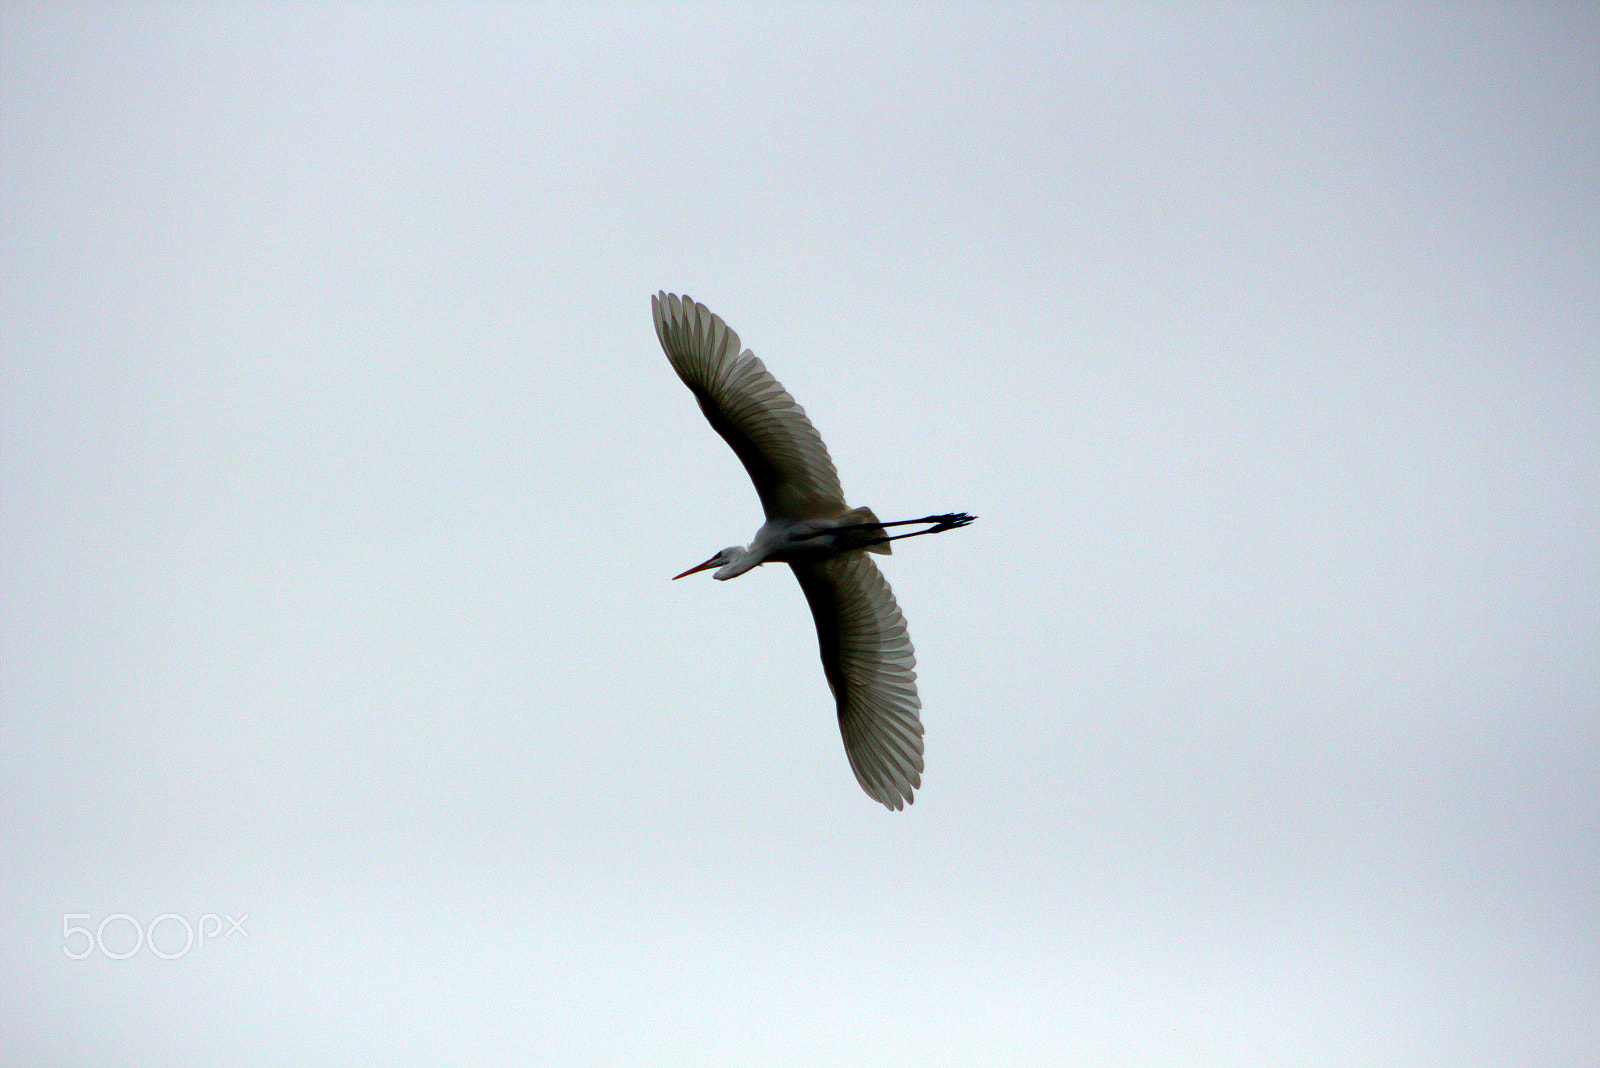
xmin=653 ymin=292 xmax=846 ymax=519
xmin=789 ymin=552 xmax=923 ymax=810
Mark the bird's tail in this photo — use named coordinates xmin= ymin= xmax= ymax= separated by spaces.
xmin=839 ymin=506 xmax=893 ymax=555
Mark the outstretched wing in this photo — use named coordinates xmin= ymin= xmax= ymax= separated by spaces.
xmin=653 ymin=292 xmax=846 ymax=519
xmin=789 ymin=552 xmax=923 ymax=810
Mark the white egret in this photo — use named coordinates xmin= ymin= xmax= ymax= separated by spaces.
xmin=653 ymin=292 xmax=974 ymax=810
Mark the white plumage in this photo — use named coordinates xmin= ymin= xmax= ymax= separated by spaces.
xmin=652 ymin=292 xmax=973 ymax=810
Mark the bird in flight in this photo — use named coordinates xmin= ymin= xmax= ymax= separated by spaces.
xmin=652 ymin=292 xmax=974 ymax=809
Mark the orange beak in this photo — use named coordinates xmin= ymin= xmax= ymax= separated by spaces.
xmin=672 ymin=556 xmax=721 ymax=581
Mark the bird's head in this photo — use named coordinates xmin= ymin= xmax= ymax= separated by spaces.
xmin=673 ymin=546 xmax=750 ymax=581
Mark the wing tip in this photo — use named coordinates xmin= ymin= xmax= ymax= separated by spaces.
xmin=857 ymin=766 xmax=919 ymax=811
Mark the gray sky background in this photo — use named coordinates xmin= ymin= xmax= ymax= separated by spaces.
xmin=3 ymin=3 xmax=1596 ymax=1065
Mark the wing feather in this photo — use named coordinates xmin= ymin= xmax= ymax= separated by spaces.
xmin=789 ymin=552 xmax=924 ymax=810
xmin=653 ymin=292 xmax=845 ymax=518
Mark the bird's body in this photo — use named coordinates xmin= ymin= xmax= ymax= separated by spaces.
xmin=674 ymin=508 xmax=893 ymax=580
xmin=653 ymin=292 xmax=973 ymax=810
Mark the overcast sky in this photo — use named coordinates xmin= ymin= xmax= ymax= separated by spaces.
xmin=3 ymin=3 xmax=1596 ymax=1065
